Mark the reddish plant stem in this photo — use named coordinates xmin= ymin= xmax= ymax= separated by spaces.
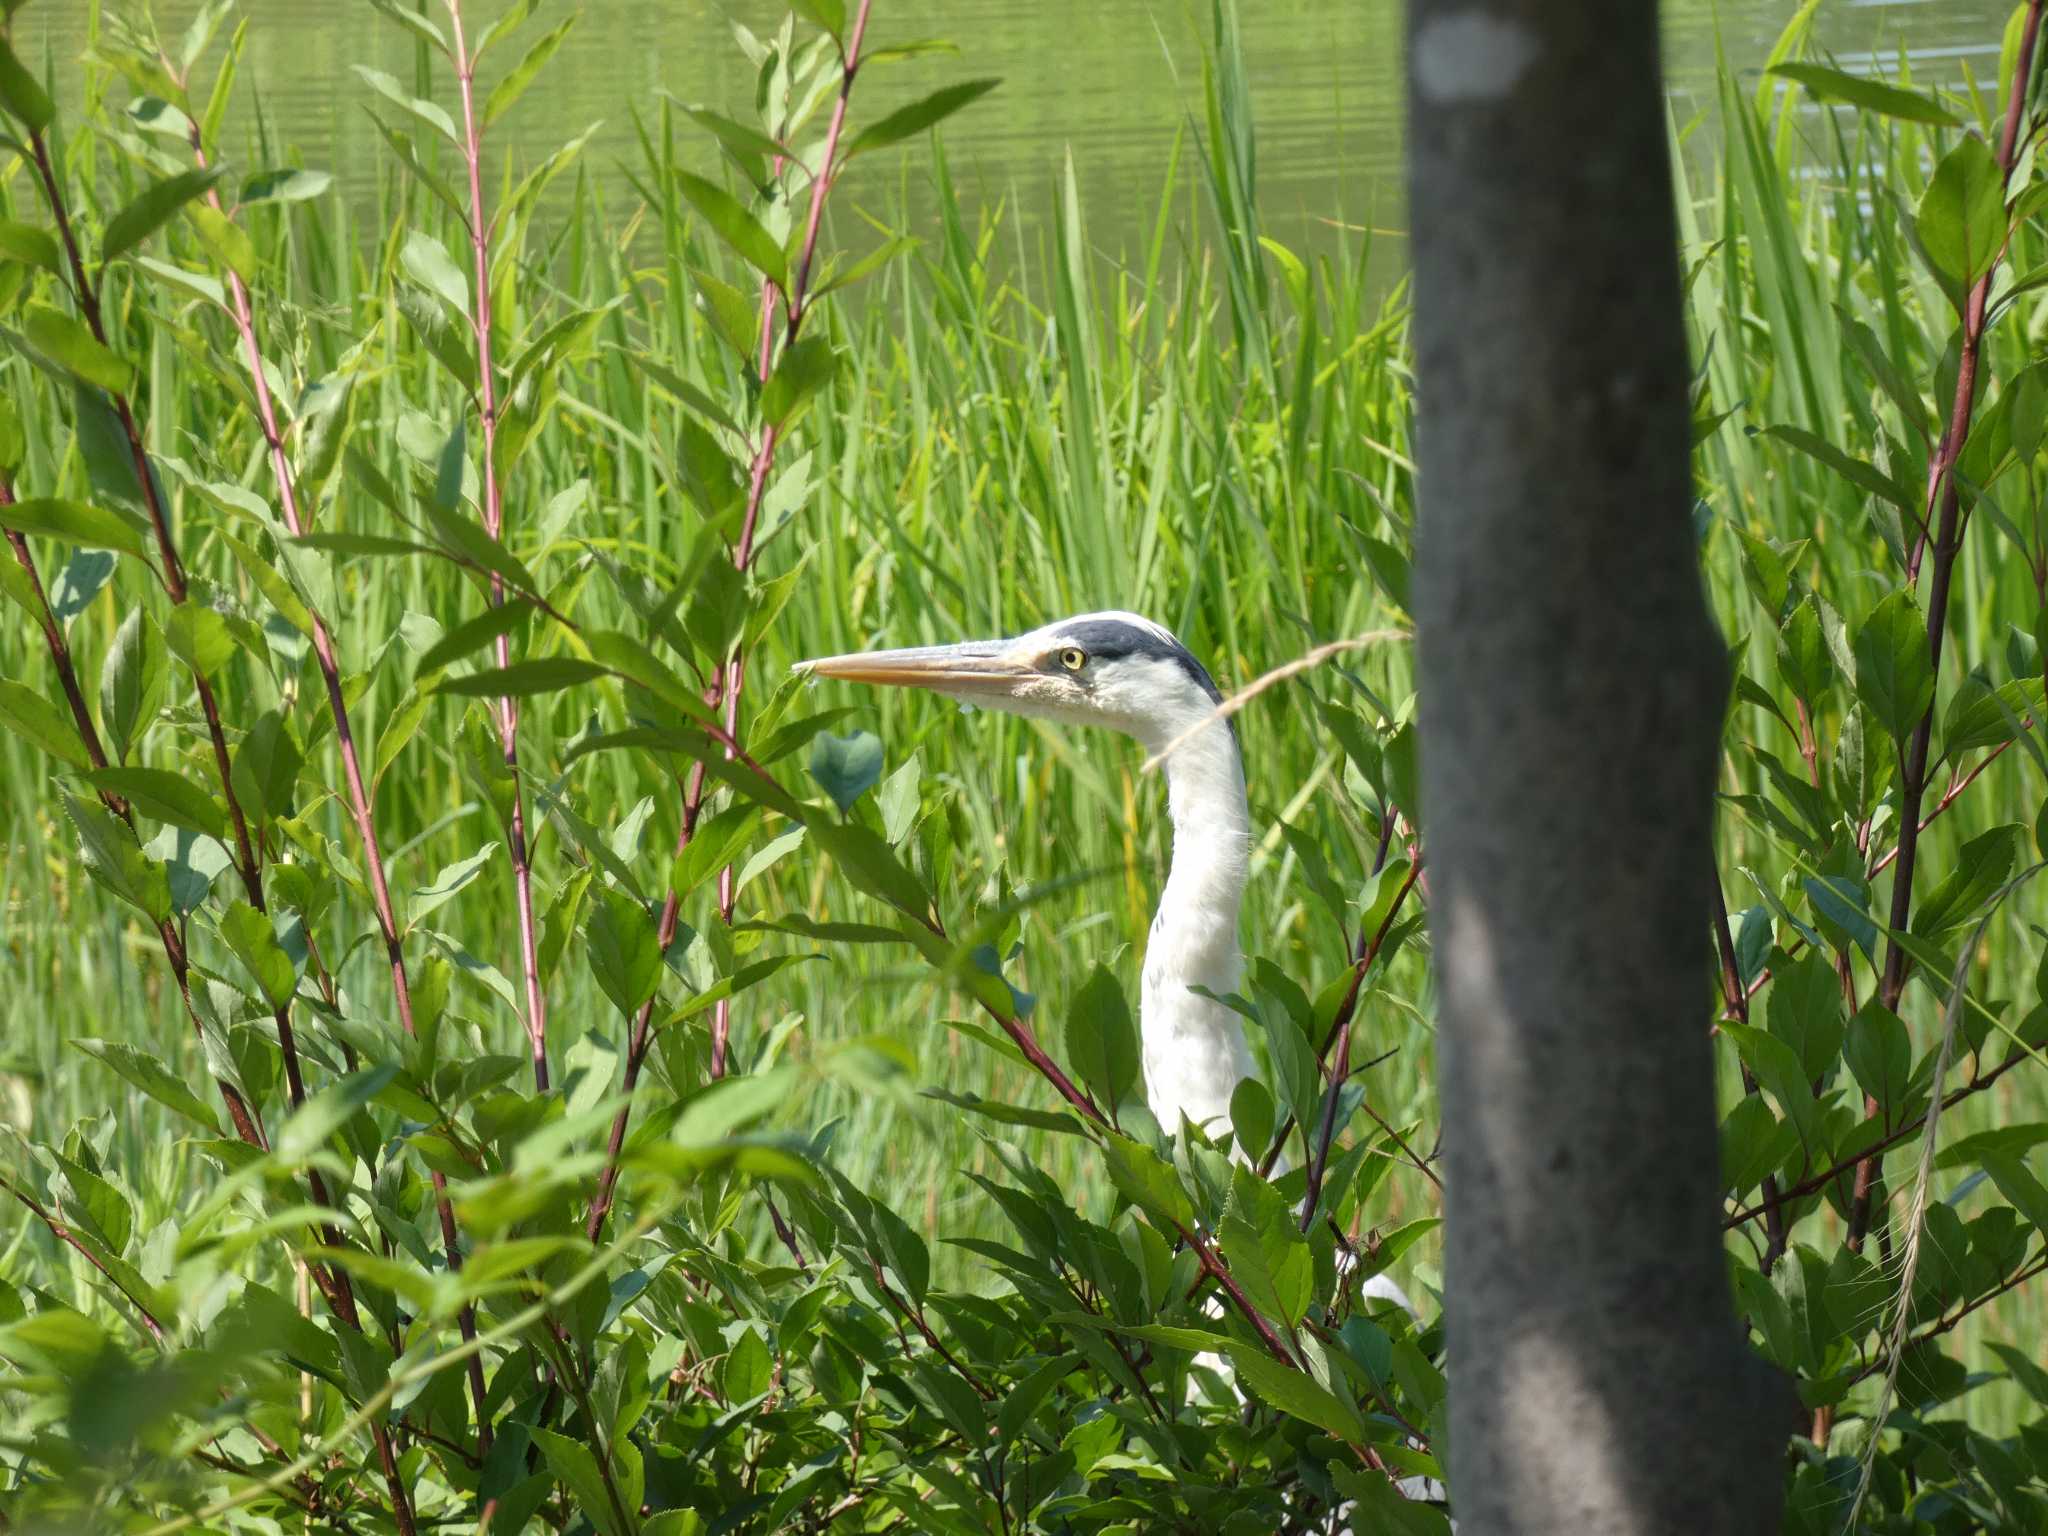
xmin=1852 ymin=0 xmax=2044 ymax=1258
xmin=1712 ymin=877 xmax=1789 ymax=1273
xmin=184 ymin=128 xmax=491 ymax=1455
xmin=2 ymin=488 xmax=268 ymax=1145
xmin=1716 ymin=738 xmax=2019 ymax=1024
xmin=586 ymin=763 xmax=708 ymax=1243
xmin=448 ymin=0 xmax=550 ymax=1093
xmin=588 ymin=3 xmax=880 ymax=1246
xmin=25 ymin=123 xmax=417 ymax=1536
xmin=869 ymin=1259 xmax=995 ymax=1399
xmin=706 ymin=0 xmax=878 ymax=1080
xmin=1724 ymin=1046 xmax=2039 ymax=1229
xmin=2 ymin=1172 xmax=165 ymax=1341
xmin=1295 ymin=856 xmax=1428 ymax=1225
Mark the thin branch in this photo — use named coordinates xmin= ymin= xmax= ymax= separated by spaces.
xmin=182 ymin=111 xmax=491 ymax=1458
xmin=1 ymin=1172 xmax=165 ymax=1341
xmin=869 ymin=1259 xmax=995 ymax=1399
xmin=1140 ymin=632 xmax=1411 ymax=775
xmin=447 ymin=0 xmax=550 ymax=1093
xmin=1853 ymin=0 xmax=2044 ymax=1258
xmin=1712 ymin=875 xmax=1788 ymax=1272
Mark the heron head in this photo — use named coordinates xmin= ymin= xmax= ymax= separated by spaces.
xmin=797 ymin=610 xmax=1226 ymax=753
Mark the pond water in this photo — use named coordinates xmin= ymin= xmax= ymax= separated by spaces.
xmin=21 ymin=1 xmax=2012 ymax=259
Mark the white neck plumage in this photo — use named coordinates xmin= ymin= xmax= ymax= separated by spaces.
xmin=1136 ymin=715 xmax=1257 ymax=1140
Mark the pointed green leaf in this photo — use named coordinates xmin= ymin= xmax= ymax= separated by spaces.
xmin=0 ymin=495 xmax=147 ymax=559
xmin=219 ymin=899 xmax=297 ymax=1009
xmin=672 ymin=171 xmax=786 ymax=287
xmin=61 ymin=792 xmax=170 ymax=922
xmin=0 ymin=35 xmax=54 ymax=132
xmin=807 ymin=730 xmax=882 ymax=813
xmin=1853 ymin=590 xmax=1935 ymax=744
xmin=1066 ymin=964 xmax=1139 ymax=1111
xmin=1917 ymin=136 xmax=2007 ymax=313
xmin=483 ymin=13 xmax=576 ymax=127
xmin=86 ymin=767 xmax=226 ymax=839
xmin=844 ymin=79 xmax=1000 ymax=159
xmin=71 ymin=1037 xmax=219 ymax=1133
xmin=22 ymin=306 xmax=134 ymax=394
xmin=1767 ymin=64 xmax=1960 ymax=126
xmin=0 ymin=679 xmax=89 ymax=770
xmin=102 ymin=167 xmax=225 ymax=264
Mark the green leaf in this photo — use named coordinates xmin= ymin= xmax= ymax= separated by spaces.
xmin=1852 ymin=590 xmax=1935 ymax=745
xmin=1843 ymin=1002 xmax=1912 ymax=1120
xmin=219 ymin=529 xmax=315 ymax=637
xmin=1942 ymin=676 xmax=2045 ymax=757
xmin=483 ymin=13 xmax=577 ymax=128
xmin=352 ymin=65 xmax=459 ymax=145
xmin=401 ymin=230 xmax=469 ymax=317
xmin=1099 ymin=1133 xmax=1193 ymax=1231
xmin=71 ymin=1038 xmax=219 ymax=1133
xmin=417 ymin=600 xmax=531 ymax=675
xmin=86 ymin=767 xmax=226 ymax=839
xmin=670 ymin=99 xmax=786 ymax=176
xmin=671 ymin=171 xmax=787 ymax=287
xmin=1914 ymin=824 xmax=2021 ymax=936
xmin=791 ymin=0 xmax=846 ymax=41
xmin=434 ymin=657 xmax=607 ymax=697
xmin=844 ymin=79 xmax=1000 ymax=159
xmin=0 ymin=679 xmax=90 ymax=770
xmin=1225 ymin=1344 xmax=1364 ymax=1441
xmin=1777 ymin=595 xmax=1831 ymax=703
xmin=61 ymin=792 xmax=170 ymax=922
xmin=760 ymin=335 xmax=839 ymax=428
xmin=408 ymin=844 xmax=498 ymax=927
xmin=813 ymin=234 xmax=919 ymax=300
xmin=1763 ymin=425 xmax=1915 ymax=513
xmin=219 ymin=899 xmax=297 ymax=1010
xmin=230 ymin=709 xmax=303 ymax=823
xmin=1065 ymin=964 xmax=1139 ymax=1111
xmin=22 ymin=305 xmax=134 ymax=394
xmin=1220 ymin=1209 xmax=1312 ymax=1330
xmin=0 ymin=218 xmax=61 ymax=276
xmin=102 ymin=168 xmax=225 ymax=264
xmin=185 ymin=201 xmax=257 ymax=282
xmin=877 ymin=753 xmax=922 ymax=844
xmin=240 ymin=168 xmax=334 ymax=205
xmin=588 ymin=885 xmax=661 ymax=1015
xmin=0 ymin=495 xmax=146 ymax=559
xmin=1917 ymin=136 xmax=2007 ymax=314
xmin=273 ymin=1065 xmax=397 ymax=1162
xmin=165 ymin=601 xmax=235 ymax=677
xmin=0 ymin=35 xmax=54 ymax=132
xmin=808 ymin=821 xmax=928 ymax=918
xmin=1230 ymin=1076 xmax=1276 ymax=1163
xmin=1980 ymin=1152 xmax=2048 ymax=1236
xmin=1767 ymin=63 xmax=1960 ymax=126
xmin=807 ymin=730 xmax=882 ymax=813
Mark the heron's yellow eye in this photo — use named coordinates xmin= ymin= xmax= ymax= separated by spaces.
xmin=1059 ymin=647 xmax=1087 ymax=672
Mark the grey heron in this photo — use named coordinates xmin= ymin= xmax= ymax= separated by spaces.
xmin=800 ymin=610 xmax=1256 ymax=1142
xmin=801 ymin=609 xmax=1430 ymax=1497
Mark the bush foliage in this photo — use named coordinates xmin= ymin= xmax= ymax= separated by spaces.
xmin=0 ymin=2 xmax=2046 ymax=1532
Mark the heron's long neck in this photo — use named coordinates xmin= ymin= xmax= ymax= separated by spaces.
xmin=1156 ymin=723 xmax=1251 ymax=966
xmin=1139 ymin=719 xmax=1253 ymax=1136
